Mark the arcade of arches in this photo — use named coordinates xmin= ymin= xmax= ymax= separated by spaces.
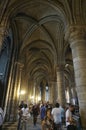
xmin=0 ymin=0 xmax=86 ymax=129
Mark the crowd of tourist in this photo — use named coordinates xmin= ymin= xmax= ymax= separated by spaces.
xmin=17 ymin=101 xmax=82 ymax=130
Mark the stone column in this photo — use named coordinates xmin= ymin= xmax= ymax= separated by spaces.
xmin=17 ymin=63 xmax=24 ymax=103
xmin=35 ymin=86 xmax=40 ymax=103
xmin=57 ymin=66 xmax=66 ymax=107
xmin=4 ymin=56 xmax=15 ymax=121
xmin=33 ymin=82 xmax=36 ymax=103
xmin=71 ymin=82 xmax=77 ymax=100
xmin=9 ymin=63 xmax=17 ymax=121
xmin=68 ymin=80 xmax=73 ymax=103
xmin=37 ymin=86 xmax=41 ymax=102
xmin=35 ymin=85 xmax=37 ymax=103
xmin=49 ymin=81 xmax=58 ymax=104
xmin=41 ymin=86 xmax=46 ymax=102
xmin=12 ymin=63 xmax=24 ymax=121
xmin=9 ymin=62 xmax=23 ymax=121
xmin=0 ymin=21 xmax=8 ymax=51
xmin=67 ymin=85 xmax=72 ymax=103
xmin=65 ymin=25 xmax=86 ymax=129
xmin=28 ymin=81 xmax=34 ymax=103
xmin=0 ymin=26 xmax=5 ymax=50
xmin=4 ymin=55 xmax=16 ymax=121
xmin=71 ymin=85 xmax=78 ymax=105
xmin=49 ymin=83 xmax=54 ymax=104
xmin=12 ymin=65 xmax=20 ymax=121
xmin=72 ymin=87 xmax=77 ymax=98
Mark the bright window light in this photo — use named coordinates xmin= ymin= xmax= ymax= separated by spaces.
xmin=38 ymin=96 xmax=41 ymax=101
xmin=20 ymin=90 xmax=26 ymax=95
xmin=30 ymin=96 xmax=34 ymax=99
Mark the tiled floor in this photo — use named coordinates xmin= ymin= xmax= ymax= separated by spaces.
xmin=2 ymin=117 xmax=67 ymax=130
xmin=2 ymin=122 xmax=17 ymax=130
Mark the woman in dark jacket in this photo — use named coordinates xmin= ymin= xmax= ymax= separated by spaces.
xmin=32 ymin=105 xmax=39 ymax=126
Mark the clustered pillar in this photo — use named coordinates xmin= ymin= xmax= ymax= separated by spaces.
xmin=65 ymin=25 xmax=86 ymax=129
xmin=0 ymin=26 xmax=5 ymax=50
xmin=67 ymin=85 xmax=72 ymax=103
xmin=57 ymin=66 xmax=66 ymax=107
xmin=49 ymin=81 xmax=57 ymax=104
xmin=41 ymin=86 xmax=46 ymax=102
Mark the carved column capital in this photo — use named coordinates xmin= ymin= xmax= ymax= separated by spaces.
xmin=65 ymin=25 xmax=86 ymax=42
xmin=15 ymin=61 xmax=24 ymax=68
xmin=57 ymin=64 xmax=64 ymax=72
xmin=0 ymin=26 xmax=5 ymax=36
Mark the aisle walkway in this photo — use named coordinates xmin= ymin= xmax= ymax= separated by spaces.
xmin=2 ymin=117 xmax=41 ymax=130
xmin=2 ymin=116 xmax=67 ymax=130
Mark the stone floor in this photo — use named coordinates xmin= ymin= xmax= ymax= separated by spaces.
xmin=2 ymin=116 xmax=67 ymax=130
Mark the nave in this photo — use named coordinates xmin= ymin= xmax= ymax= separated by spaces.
xmin=0 ymin=0 xmax=86 ymax=130
xmin=3 ymin=116 xmax=67 ymax=130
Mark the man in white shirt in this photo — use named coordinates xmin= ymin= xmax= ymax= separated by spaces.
xmin=21 ymin=104 xmax=29 ymax=119
xmin=66 ymin=104 xmax=77 ymax=130
xmin=51 ymin=103 xmax=62 ymax=130
xmin=21 ymin=104 xmax=29 ymax=130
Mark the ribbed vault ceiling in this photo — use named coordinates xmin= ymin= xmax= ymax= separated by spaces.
xmin=1 ymin=0 xmax=84 ymax=84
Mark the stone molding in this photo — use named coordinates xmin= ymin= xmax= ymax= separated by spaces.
xmin=0 ymin=21 xmax=8 ymax=37
xmin=65 ymin=25 xmax=86 ymax=43
xmin=15 ymin=61 xmax=24 ymax=69
xmin=0 ymin=26 xmax=5 ymax=49
xmin=0 ymin=24 xmax=9 ymax=50
xmin=57 ymin=64 xmax=64 ymax=72
xmin=0 ymin=26 xmax=5 ymax=36
xmin=49 ymin=81 xmax=57 ymax=84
